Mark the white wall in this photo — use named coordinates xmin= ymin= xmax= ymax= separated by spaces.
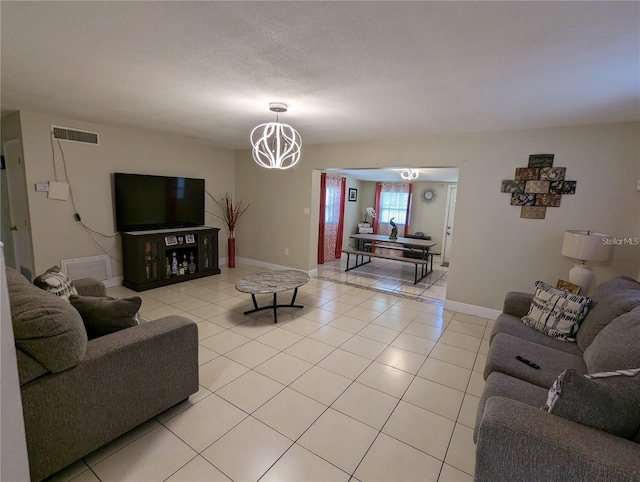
xmin=235 ymin=122 xmax=640 ymax=310
xmin=409 ymin=181 xmax=457 ymax=253
xmin=12 ymin=110 xmax=235 ymax=277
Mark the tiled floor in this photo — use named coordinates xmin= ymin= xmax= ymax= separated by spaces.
xmin=317 ymin=254 xmax=449 ymax=303
xmin=48 ymin=258 xmax=491 ymax=482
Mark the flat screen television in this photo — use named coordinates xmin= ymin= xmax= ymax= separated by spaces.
xmin=114 ymin=172 xmax=205 ymax=232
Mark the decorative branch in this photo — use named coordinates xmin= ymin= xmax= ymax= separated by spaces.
xmin=211 ymin=192 xmax=249 ymax=235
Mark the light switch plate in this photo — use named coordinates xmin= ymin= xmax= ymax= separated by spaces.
xmin=35 ymin=183 xmax=49 ymax=192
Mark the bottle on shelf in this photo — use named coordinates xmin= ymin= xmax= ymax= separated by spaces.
xmin=171 ymin=252 xmax=178 ymax=275
xmin=188 ymin=252 xmax=196 ymax=274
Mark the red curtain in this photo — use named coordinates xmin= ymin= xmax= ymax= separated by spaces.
xmin=373 ymin=182 xmax=412 ymax=257
xmin=318 ymin=174 xmax=346 ymax=264
xmin=318 ymin=173 xmax=327 ymax=264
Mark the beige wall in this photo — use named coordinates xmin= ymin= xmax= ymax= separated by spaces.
xmin=10 ymin=110 xmax=235 ymax=277
xmin=235 ymin=122 xmax=640 ymax=310
xmin=409 ymin=181 xmax=457 ymax=253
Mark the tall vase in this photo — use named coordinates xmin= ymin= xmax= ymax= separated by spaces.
xmin=227 ymin=231 xmax=236 ymax=268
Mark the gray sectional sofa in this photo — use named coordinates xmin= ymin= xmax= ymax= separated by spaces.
xmin=475 ymin=276 xmax=640 ymax=481
xmin=6 ymin=267 xmax=199 ymax=481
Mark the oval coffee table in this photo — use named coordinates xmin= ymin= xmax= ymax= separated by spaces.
xmin=235 ymin=270 xmax=310 ymax=323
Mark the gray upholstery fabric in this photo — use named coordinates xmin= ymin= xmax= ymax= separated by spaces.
xmin=502 ymin=291 xmax=535 ymax=318
xmin=544 ymin=368 xmax=640 ymax=439
xmin=475 ymin=397 xmax=640 ymax=482
xmin=33 ymin=265 xmax=79 ymax=300
xmin=474 ymin=371 xmax=548 ymax=442
xmin=7 ymin=267 xmax=87 ymax=373
xmin=21 ymin=315 xmax=199 ymax=482
xmin=484 ymin=333 xmax=587 ymax=388
xmin=584 ymin=307 xmax=640 ymax=373
xmin=576 ymin=276 xmax=640 ymax=352
xmin=70 ymin=295 xmax=141 ymax=339
xmin=490 ymin=313 xmax=583 ymax=355
xmin=16 ymin=349 xmax=49 ymax=385
xmin=73 ymin=277 xmax=107 ymax=297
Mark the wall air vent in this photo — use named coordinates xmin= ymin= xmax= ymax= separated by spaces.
xmin=51 ymin=125 xmax=99 ymax=145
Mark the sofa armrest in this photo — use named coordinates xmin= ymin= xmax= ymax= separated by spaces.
xmin=20 ymin=315 xmax=198 ymax=481
xmin=476 ymin=397 xmax=640 ymax=482
xmin=502 ymin=291 xmax=534 ymax=318
xmin=72 ymin=277 xmax=106 ymax=297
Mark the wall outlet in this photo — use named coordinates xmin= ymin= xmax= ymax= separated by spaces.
xmin=284 ymin=248 xmax=289 ymax=255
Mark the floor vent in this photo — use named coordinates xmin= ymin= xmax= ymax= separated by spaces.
xmin=61 ymin=255 xmax=112 ymax=284
xmin=52 ymin=125 xmax=99 ymax=145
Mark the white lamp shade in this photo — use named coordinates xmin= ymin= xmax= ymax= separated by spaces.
xmin=561 ymin=230 xmax=611 ymax=262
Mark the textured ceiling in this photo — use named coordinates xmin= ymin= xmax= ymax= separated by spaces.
xmin=1 ymin=1 xmax=638 ymax=150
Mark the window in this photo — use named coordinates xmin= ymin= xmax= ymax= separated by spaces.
xmin=379 ymin=191 xmax=409 ymax=223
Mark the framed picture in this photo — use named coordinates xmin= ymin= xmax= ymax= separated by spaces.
xmin=348 ymin=188 xmax=357 ymax=202
xmin=556 ymin=279 xmax=581 ymax=295
xmin=185 ymin=234 xmax=195 ymax=244
xmin=164 ymin=236 xmax=178 ymax=246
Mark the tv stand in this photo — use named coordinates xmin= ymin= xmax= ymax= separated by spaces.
xmin=121 ymin=226 xmax=220 ymax=291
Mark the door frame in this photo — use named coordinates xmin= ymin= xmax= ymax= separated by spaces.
xmin=440 ymin=184 xmax=457 ymax=265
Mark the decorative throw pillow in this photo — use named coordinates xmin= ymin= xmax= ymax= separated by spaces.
xmin=69 ymin=295 xmax=141 ymax=339
xmin=34 ymin=265 xmax=78 ymax=301
xmin=521 ymin=281 xmax=591 ymax=341
xmin=542 ymin=368 xmax=640 ymax=439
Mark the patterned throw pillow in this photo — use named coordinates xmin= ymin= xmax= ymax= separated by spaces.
xmin=33 ymin=266 xmax=78 ymax=301
xmin=521 ymin=281 xmax=591 ymax=341
xmin=542 ymin=368 xmax=640 ymax=439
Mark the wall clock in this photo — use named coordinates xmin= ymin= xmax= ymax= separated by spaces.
xmin=421 ymin=188 xmax=436 ymax=202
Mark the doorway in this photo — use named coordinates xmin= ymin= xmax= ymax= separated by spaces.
xmin=2 ymin=139 xmax=35 ymax=280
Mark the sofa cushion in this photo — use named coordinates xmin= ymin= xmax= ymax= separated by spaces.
xmin=521 ymin=281 xmax=591 ymax=342
xmin=70 ymin=295 xmax=141 ymax=339
xmin=576 ymin=276 xmax=640 ymax=352
xmin=7 ymin=267 xmax=87 ymax=372
xmin=543 ymin=368 xmax=640 ymax=439
xmin=583 ymin=307 xmax=640 ymax=373
xmin=33 ymin=265 xmax=78 ymax=301
xmin=484 ymin=333 xmax=587 ymax=388
xmin=474 ymin=371 xmax=548 ymax=442
xmin=491 ymin=314 xmax=583 ymax=356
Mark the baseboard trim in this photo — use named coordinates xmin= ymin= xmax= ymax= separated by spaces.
xmin=106 ymin=275 xmax=123 ymax=288
xmin=236 ymin=257 xmax=317 ymax=277
xmin=444 ymin=300 xmax=501 ymax=320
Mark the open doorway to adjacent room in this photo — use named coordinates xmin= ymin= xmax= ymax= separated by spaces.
xmin=316 ymin=167 xmax=459 ymax=303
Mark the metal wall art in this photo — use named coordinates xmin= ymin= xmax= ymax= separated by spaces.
xmin=501 ymin=154 xmax=576 ymax=219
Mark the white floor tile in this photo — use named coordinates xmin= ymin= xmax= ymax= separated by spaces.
xmin=253 ymin=387 xmax=327 ymax=440
xmin=260 ymin=443 xmax=351 ymax=482
xmin=284 ymin=337 xmax=335 ymax=364
xmin=382 ymin=401 xmax=455 ymax=461
xmin=215 ymin=370 xmax=285 ymax=413
xmin=418 ymin=358 xmax=472 ymax=392
xmin=354 ymin=433 xmax=442 ymax=482
xmin=198 ymin=356 xmax=249 ymax=392
xmin=91 ymin=425 xmax=196 ymax=481
xmin=224 ymin=340 xmax=279 ymax=368
xmin=439 ymin=463 xmax=474 ymax=482
xmin=254 ymin=352 xmax=314 ymax=385
xmin=165 ymin=455 xmax=231 ymax=481
xmin=201 ymin=417 xmax=292 ymax=482
xmin=340 ymin=335 xmax=388 ymax=360
xmin=163 ymin=393 xmax=246 ymax=452
xmin=391 ymin=332 xmax=437 ymax=356
xmin=256 ymin=327 xmax=304 ymax=351
xmin=403 ymin=377 xmax=464 ymax=421
xmin=290 ymin=366 xmax=352 ymax=405
xmin=331 ymin=382 xmax=398 ymax=430
xmin=356 ymin=362 xmax=414 ymax=398
xmin=444 ymin=423 xmax=476 ymax=476
xmin=298 ymin=408 xmax=378 ymax=474
xmin=376 ymin=346 xmax=427 ymax=374
xmin=429 ymin=342 xmax=477 ymax=370
xmin=318 ymin=348 xmax=372 ymax=379
xmin=457 ymin=394 xmax=480 ymax=429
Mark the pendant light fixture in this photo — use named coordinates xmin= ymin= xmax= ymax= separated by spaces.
xmin=250 ymin=103 xmax=302 ymax=170
xmin=400 ymin=168 xmax=419 ymax=180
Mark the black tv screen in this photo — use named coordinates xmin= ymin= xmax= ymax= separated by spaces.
xmin=114 ymin=173 xmax=205 ymax=232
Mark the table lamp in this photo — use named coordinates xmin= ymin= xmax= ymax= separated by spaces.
xmin=561 ymin=230 xmax=612 ymax=293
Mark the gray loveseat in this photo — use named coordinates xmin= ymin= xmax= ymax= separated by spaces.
xmin=7 ymin=267 xmax=199 ymax=481
xmin=474 ymin=276 xmax=640 ymax=481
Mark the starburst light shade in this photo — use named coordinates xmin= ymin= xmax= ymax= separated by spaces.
xmin=250 ymin=103 xmax=302 ymax=170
